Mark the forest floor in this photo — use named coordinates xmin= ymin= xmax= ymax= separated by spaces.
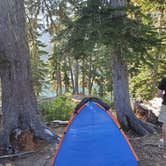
xmin=0 ymin=124 xmax=166 ymax=166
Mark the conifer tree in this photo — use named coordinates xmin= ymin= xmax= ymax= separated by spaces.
xmin=0 ymin=0 xmax=56 ymax=152
xmin=66 ymin=0 xmax=161 ymax=135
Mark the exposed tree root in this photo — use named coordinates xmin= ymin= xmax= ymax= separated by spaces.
xmin=119 ymin=113 xmax=156 ymax=136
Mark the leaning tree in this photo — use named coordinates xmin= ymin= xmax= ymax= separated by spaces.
xmin=0 ymin=0 xmax=56 ymax=152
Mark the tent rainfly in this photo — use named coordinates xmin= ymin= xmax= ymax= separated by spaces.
xmin=52 ymin=97 xmax=139 ymax=166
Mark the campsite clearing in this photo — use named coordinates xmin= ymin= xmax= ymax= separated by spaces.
xmin=0 ymin=125 xmax=166 ymax=166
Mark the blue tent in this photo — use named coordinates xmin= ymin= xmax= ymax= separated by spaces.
xmin=53 ymin=98 xmax=139 ymax=166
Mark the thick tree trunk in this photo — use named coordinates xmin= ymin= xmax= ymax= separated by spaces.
xmin=109 ymin=0 xmax=155 ymax=136
xmin=0 ymin=0 xmax=56 ymax=152
xmin=111 ymin=51 xmax=155 ymax=136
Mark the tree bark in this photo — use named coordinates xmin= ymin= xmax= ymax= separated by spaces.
xmin=64 ymin=73 xmax=70 ymax=93
xmin=56 ymin=65 xmax=62 ymax=96
xmin=63 ymin=60 xmax=70 ymax=93
xmin=109 ymin=0 xmax=155 ymax=136
xmin=151 ymin=54 xmax=159 ymax=97
xmin=81 ymin=58 xmax=86 ymax=95
xmin=74 ymin=59 xmax=79 ymax=95
xmin=111 ymin=51 xmax=155 ymax=135
xmin=0 ymin=0 xmax=56 ymax=152
xmin=68 ymin=56 xmax=75 ymax=94
xmin=88 ymin=55 xmax=93 ymax=95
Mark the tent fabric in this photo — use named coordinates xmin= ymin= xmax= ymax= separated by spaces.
xmin=53 ymin=98 xmax=139 ymax=166
xmin=74 ymin=97 xmax=110 ymax=113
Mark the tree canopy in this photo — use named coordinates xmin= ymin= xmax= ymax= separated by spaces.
xmin=0 ymin=0 xmax=166 ymax=152
xmin=23 ymin=0 xmax=166 ymax=100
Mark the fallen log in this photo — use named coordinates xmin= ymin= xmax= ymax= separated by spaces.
xmin=133 ymin=97 xmax=162 ymax=124
xmin=0 ymin=151 xmax=36 ymax=159
xmin=51 ymin=120 xmax=68 ymax=125
xmin=46 ymin=120 xmax=68 ymax=127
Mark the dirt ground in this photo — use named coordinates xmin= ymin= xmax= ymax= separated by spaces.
xmin=0 ymin=125 xmax=166 ymax=166
xmin=131 ymin=133 xmax=166 ymax=166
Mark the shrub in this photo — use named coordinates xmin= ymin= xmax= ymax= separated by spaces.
xmin=39 ymin=96 xmax=76 ymax=121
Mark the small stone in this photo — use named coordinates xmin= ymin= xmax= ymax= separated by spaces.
xmin=46 ymin=155 xmax=50 ymax=159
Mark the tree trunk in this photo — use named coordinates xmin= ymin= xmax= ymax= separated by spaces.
xmin=64 ymin=71 xmax=70 ymax=93
xmin=109 ymin=0 xmax=155 ymax=136
xmin=68 ymin=56 xmax=75 ymax=94
xmin=111 ymin=51 xmax=155 ymax=136
xmin=56 ymin=65 xmax=62 ymax=96
xmin=54 ymin=61 xmax=62 ymax=96
xmin=151 ymin=54 xmax=159 ymax=97
xmin=63 ymin=58 xmax=70 ymax=93
xmin=88 ymin=55 xmax=92 ymax=95
xmin=82 ymin=58 xmax=86 ymax=95
xmin=74 ymin=59 xmax=79 ymax=95
xmin=0 ymin=0 xmax=56 ymax=152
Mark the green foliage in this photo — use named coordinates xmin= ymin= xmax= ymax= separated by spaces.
xmin=129 ymin=66 xmax=153 ymax=99
xmin=25 ymin=2 xmax=49 ymax=96
xmin=29 ymin=34 xmax=49 ymax=96
xmin=24 ymin=0 xmax=166 ymax=102
xmin=39 ymin=96 xmax=76 ymax=121
xmin=129 ymin=52 xmax=166 ymax=100
xmin=67 ymin=0 xmax=161 ymax=60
